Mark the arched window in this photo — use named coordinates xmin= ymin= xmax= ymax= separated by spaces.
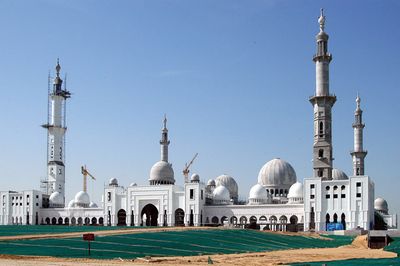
xmin=319 ymin=121 xmax=324 ymax=137
xmin=333 ymin=213 xmax=338 ymax=223
xmin=211 ymin=216 xmax=219 ymax=225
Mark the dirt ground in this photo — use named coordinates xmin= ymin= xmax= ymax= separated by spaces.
xmin=0 ymin=229 xmax=396 ymax=266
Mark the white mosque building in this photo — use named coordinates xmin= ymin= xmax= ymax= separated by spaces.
xmin=0 ymin=10 xmax=397 ymax=232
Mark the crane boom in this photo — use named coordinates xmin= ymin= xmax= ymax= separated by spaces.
xmin=183 ymin=153 xmax=198 ymax=182
xmin=81 ymin=165 xmax=96 ymax=192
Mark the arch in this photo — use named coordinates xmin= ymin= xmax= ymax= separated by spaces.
xmin=174 ymin=208 xmax=185 ymax=226
xmin=51 ymin=217 xmax=57 ymax=225
xmin=326 ymin=213 xmax=330 ymax=223
xmin=230 ymin=216 xmax=238 ymax=224
xmin=341 ymin=213 xmax=346 ymax=230
xmin=64 ymin=217 xmax=69 ymax=225
xmin=279 ymin=189 xmax=283 ymax=196
xmin=221 ymin=216 xmax=228 ymax=224
xmin=290 ymin=215 xmax=298 ymax=224
xmin=77 ymin=217 xmax=83 ymax=225
xmin=211 ymin=216 xmax=219 ymax=225
xmin=117 ymin=209 xmax=127 ymax=226
xmin=239 ymin=216 xmax=247 ymax=224
xmin=259 ymin=216 xmax=267 ymax=222
xmin=319 ymin=121 xmax=324 ymax=136
xmin=270 ymin=216 xmax=277 ymax=223
xmin=45 ymin=217 xmax=50 ymax=225
xmin=141 ymin=204 xmax=158 ymax=226
xmin=71 ymin=217 xmax=76 ymax=225
xmin=84 ymin=217 xmax=90 ymax=225
xmin=250 ymin=216 xmax=257 ymax=223
xmin=333 ymin=213 xmax=338 ymax=223
xmin=91 ymin=217 xmax=97 ymax=225
xmin=279 ymin=215 xmax=287 ymax=224
xmin=275 ymin=189 xmax=278 ymax=195
xmin=58 ymin=217 xmax=63 ymax=225
xmin=99 ymin=217 xmax=104 ymax=225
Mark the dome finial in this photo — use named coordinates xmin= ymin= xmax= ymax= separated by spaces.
xmin=55 ymin=58 xmax=61 ymax=77
xmin=356 ymin=92 xmax=361 ymax=109
xmin=318 ymin=8 xmax=326 ymax=32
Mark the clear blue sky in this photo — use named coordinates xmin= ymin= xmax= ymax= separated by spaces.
xmin=0 ymin=1 xmax=399 ymax=215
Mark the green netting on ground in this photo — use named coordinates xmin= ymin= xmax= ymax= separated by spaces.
xmin=292 ymin=237 xmax=400 ymax=265
xmin=0 ymin=225 xmax=137 ymax=236
xmin=0 ymin=229 xmax=353 ymax=260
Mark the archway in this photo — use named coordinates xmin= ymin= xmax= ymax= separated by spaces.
xmin=175 ymin=208 xmax=184 ymax=226
xmin=51 ymin=217 xmax=57 ymax=225
xmin=221 ymin=216 xmax=228 ymax=224
xmin=211 ymin=216 xmax=219 ymax=225
xmin=58 ymin=217 xmax=63 ymax=225
xmin=99 ymin=217 xmax=104 ymax=225
xmin=141 ymin=204 xmax=158 ymax=226
xmin=333 ymin=213 xmax=338 ymax=223
xmin=45 ymin=217 xmax=50 ymax=225
xmin=91 ymin=217 xmax=97 ymax=225
xmin=64 ymin=217 xmax=69 ymax=225
xmin=71 ymin=217 xmax=76 ymax=225
xmin=84 ymin=217 xmax=90 ymax=225
xmin=239 ymin=216 xmax=247 ymax=225
xmin=288 ymin=215 xmax=298 ymax=232
xmin=341 ymin=213 xmax=346 ymax=230
xmin=117 ymin=209 xmax=127 ymax=226
xmin=230 ymin=216 xmax=238 ymax=225
xmin=77 ymin=217 xmax=83 ymax=225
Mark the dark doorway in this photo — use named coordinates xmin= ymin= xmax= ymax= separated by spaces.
xmin=333 ymin=213 xmax=338 ymax=223
xmin=189 ymin=209 xmax=194 ymax=226
xmin=141 ymin=204 xmax=158 ymax=226
xmin=175 ymin=208 xmax=185 ymax=226
xmin=341 ymin=213 xmax=346 ymax=230
xmin=117 ymin=209 xmax=127 ymax=226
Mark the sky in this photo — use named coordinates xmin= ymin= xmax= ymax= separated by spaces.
xmin=0 ymin=0 xmax=399 ymax=216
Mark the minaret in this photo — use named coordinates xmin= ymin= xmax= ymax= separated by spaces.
xmin=42 ymin=60 xmax=71 ymax=205
xmin=351 ymin=94 xmax=367 ymax=175
xmin=160 ymin=115 xmax=170 ymax=162
xmin=309 ymin=9 xmax=336 ymax=180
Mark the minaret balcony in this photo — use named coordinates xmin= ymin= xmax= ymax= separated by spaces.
xmin=312 ymin=53 xmax=332 ymax=62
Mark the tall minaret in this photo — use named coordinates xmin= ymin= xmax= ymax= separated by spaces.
xmin=160 ymin=115 xmax=170 ymax=162
xmin=351 ymin=94 xmax=367 ymax=175
xmin=309 ymin=9 xmax=336 ymax=180
xmin=42 ymin=60 xmax=71 ymax=205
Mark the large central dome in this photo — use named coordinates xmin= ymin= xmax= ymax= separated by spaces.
xmin=149 ymin=161 xmax=175 ymax=185
xmin=258 ymin=158 xmax=296 ymax=188
xmin=215 ymin=174 xmax=238 ymax=200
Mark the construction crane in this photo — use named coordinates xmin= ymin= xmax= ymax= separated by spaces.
xmin=183 ymin=153 xmax=198 ymax=183
xmin=81 ymin=165 xmax=96 ymax=193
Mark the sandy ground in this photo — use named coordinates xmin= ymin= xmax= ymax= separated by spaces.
xmin=0 ymin=229 xmax=397 ymax=265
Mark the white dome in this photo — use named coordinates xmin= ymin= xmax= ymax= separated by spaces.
xmin=287 ymin=182 xmax=304 ymax=204
xmin=332 ymin=168 xmax=349 ymax=180
xmin=191 ymin=173 xmax=200 ymax=182
xmin=207 ymin=179 xmax=216 ymax=186
xmin=248 ymin=184 xmax=268 ymax=204
xmin=74 ymin=191 xmax=90 ymax=207
xmin=374 ymin=197 xmax=388 ymax=214
xmin=130 ymin=182 xmax=137 ymax=187
xmin=67 ymin=199 xmax=75 ymax=208
xmin=149 ymin=161 xmax=175 ymax=184
xmin=109 ymin=178 xmax=118 ymax=186
xmin=212 ymin=185 xmax=230 ymax=204
xmin=49 ymin=192 xmax=63 ymax=207
xmin=258 ymin=158 xmax=297 ymax=188
xmin=89 ymin=201 xmax=98 ymax=208
xmin=215 ymin=174 xmax=238 ymax=199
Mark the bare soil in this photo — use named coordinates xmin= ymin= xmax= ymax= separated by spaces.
xmin=0 ymin=228 xmax=396 ymax=265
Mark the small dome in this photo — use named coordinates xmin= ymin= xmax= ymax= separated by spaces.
xmin=89 ymin=201 xmax=98 ymax=208
xmin=67 ymin=199 xmax=75 ymax=208
xmin=332 ymin=168 xmax=348 ymax=180
xmin=49 ymin=192 xmax=63 ymax=207
xmin=212 ymin=185 xmax=230 ymax=204
xmin=287 ymin=182 xmax=304 ymax=204
xmin=109 ymin=178 xmax=118 ymax=186
xmin=130 ymin=182 xmax=137 ymax=187
xmin=191 ymin=173 xmax=200 ymax=182
xmin=149 ymin=161 xmax=175 ymax=185
xmin=207 ymin=179 xmax=216 ymax=187
xmin=248 ymin=184 xmax=268 ymax=204
xmin=215 ymin=174 xmax=238 ymax=199
xmin=74 ymin=191 xmax=90 ymax=207
xmin=374 ymin=197 xmax=388 ymax=214
xmin=258 ymin=158 xmax=297 ymax=188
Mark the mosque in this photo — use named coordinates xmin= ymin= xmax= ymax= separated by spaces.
xmin=0 ymin=11 xmax=397 ymax=232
